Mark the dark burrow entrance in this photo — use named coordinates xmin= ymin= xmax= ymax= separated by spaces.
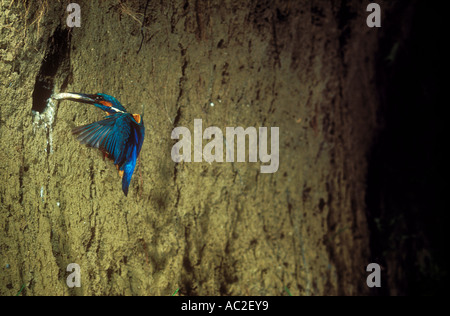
xmin=31 ymin=26 xmax=71 ymax=113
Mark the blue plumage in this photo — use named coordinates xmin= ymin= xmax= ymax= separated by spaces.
xmin=52 ymin=92 xmax=145 ymax=196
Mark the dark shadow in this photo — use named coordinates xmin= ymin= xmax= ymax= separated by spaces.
xmin=32 ymin=27 xmax=71 ymax=113
xmin=366 ymin=1 xmax=446 ymax=295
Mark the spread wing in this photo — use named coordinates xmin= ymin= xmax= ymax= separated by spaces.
xmin=72 ymin=113 xmax=135 ymax=166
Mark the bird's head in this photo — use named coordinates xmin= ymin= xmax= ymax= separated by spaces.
xmin=52 ymin=92 xmax=127 ymax=113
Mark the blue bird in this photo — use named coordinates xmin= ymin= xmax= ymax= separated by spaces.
xmin=52 ymin=92 xmax=145 ymax=196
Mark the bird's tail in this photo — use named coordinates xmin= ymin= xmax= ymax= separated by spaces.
xmin=121 ymin=150 xmax=137 ymax=197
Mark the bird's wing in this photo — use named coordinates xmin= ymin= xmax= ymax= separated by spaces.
xmin=72 ymin=113 xmax=134 ymax=166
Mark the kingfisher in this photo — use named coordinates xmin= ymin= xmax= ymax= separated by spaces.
xmin=52 ymin=92 xmax=145 ymax=196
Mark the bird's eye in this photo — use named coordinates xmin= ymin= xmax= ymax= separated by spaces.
xmin=95 ymin=96 xmax=102 ymax=101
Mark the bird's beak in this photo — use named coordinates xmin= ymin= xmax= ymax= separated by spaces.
xmin=51 ymin=92 xmax=96 ymax=104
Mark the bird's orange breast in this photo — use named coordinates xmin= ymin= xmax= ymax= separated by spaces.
xmin=132 ymin=114 xmax=141 ymax=124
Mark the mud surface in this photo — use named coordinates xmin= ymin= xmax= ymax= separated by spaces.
xmin=1 ymin=1 xmax=440 ymax=296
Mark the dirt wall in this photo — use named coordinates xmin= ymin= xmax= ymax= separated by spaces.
xmin=1 ymin=0 xmax=389 ymax=295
